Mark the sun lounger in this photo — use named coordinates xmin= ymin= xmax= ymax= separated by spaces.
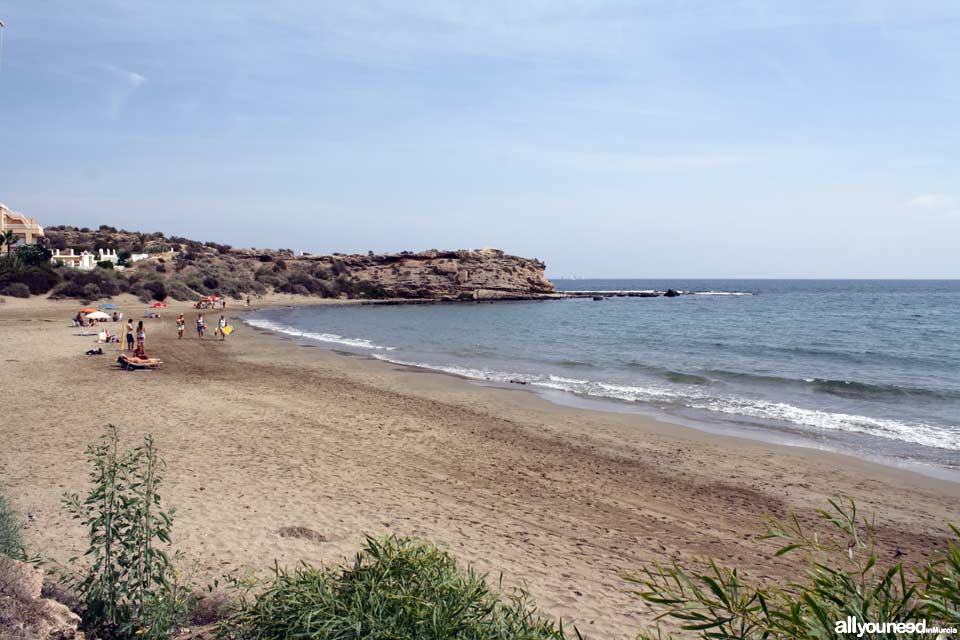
xmin=117 ymin=354 xmax=163 ymax=370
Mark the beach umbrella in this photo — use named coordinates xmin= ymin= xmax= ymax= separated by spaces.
xmin=79 ymin=307 xmax=96 ymax=314
xmin=85 ymin=311 xmax=111 ymax=321
xmin=152 ymin=302 xmax=168 ymax=308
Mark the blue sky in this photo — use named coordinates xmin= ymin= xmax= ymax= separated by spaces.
xmin=0 ymin=2 xmax=958 ymax=277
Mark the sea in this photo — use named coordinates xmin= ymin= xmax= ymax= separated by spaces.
xmin=244 ymin=280 xmax=960 ymax=480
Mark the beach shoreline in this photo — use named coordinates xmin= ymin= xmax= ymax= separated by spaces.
xmin=242 ymin=298 xmax=960 ymax=484
xmin=2 ymin=294 xmax=958 ymax=637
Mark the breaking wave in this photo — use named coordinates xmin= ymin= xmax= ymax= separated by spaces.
xmin=368 ymin=355 xmax=960 ymax=452
xmin=245 ymin=317 xmax=395 ymax=351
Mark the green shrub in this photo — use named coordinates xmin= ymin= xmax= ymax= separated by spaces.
xmin=225 ymin=535 xmax=576 ymax=640
xmin=51 ymin=269 xmax=121 ymax=299
xmin=0 ymin=282 xmax=30 ymax=298
xmin=0 ymin=255 xmax=59 ymax=295
xmin=143 ymin=280 xmax=167 ymax=302
xmin=165 ymin=279 xmax=198 ymax=301
xmin=355 ymin=281 xmax=388 ymax=299
xmin=63 ymin=426 xmax=187 ymax=640
xmin=0 ymin=491 xmax=25 ymax=559
xmin=10 ymin=267 xmax=61 ymax=294
xmin=15 ymin=243 xmax=52 ymax=267
xmin=629 ymin=498 xmax=960 ymax=639
xmin=255 ymin=273 xmax=280 ymax=288
xmin=283 ymin=283 xmax=310 ymax=296
xmin=282 ymin=272 xmax=324 ymax=294
xmin=97 ymin=260 xmax=115 ymax=270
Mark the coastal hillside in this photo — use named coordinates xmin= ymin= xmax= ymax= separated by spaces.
xmin=34 ymin=225 xmax=556 ymax=301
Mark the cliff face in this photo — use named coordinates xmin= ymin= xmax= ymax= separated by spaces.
xmin=42 ymin=226 xmax=555 ymax=301
xmin=295 ymin=249 xmax=555 ymax=300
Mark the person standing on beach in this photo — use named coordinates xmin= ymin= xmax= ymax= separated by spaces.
xmin=197 ymin=314 xmax=205 ymax=339
xmin=136 ymin=321 xmax=146 ymax=350
xmin=125 ymin=318 xmax=135 ymax=352
xmin=176 ymin=313 xmax=185 ymax=340
xmin=216 ymin=314 xmax=227 ymax=341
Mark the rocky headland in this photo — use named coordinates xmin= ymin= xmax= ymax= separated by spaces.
xmin=37 ymin=226 xmax=556 ymax=302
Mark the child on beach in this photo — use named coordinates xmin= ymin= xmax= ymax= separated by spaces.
xmin=197 ymin=314 xmax=205 ymax=339
xmin=177 ymin=313 xmax=185 ymax=339
xmin=136 ymin=321 xmax=146 ymax=350
xmin=125 ymin=319 xmax=134 ymax=351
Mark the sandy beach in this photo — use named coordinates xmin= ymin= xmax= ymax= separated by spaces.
xmin=1 ymin=295 xmax=958 ymax=638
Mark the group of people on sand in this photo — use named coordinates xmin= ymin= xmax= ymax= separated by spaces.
xmin=174 ymin=312 xmax=228 ymax=341
xmin=118 ymin=311 xmax=229 ymax=353
xmin=74 ymin=310 xmax=122 ymax=326
xmin=120 ymin=318 xmax=148 ymax=357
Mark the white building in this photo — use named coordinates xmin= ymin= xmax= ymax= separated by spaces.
xmin=51 ymin=248 xmax=119 ymax=270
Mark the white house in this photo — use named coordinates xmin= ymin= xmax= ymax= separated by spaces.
xmin=51 ymin=248 xmax=119 ymax=270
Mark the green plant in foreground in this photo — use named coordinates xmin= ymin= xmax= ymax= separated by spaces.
xmin=63 ymin=425 xmax=189 ymax=639
xmin=224 ymin=535 xmax=579 ymax=640
xmin=628 ymin=498 xmax=959 ymax=639
xmin=0 ymin=490 xmax=26 ymax=559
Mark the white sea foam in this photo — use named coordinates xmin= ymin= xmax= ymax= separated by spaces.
xmin=372 ymin=355 xmax=959 ymax=452
xmin=245 ymin=317 xmax=395 ymax=350
xmin=690 ymin=398 xmax=960 ymax=451
xmin=371 ymin=354 xmax=532 ymax=382
xmin=691 ymin=291 xmax=753 ymax=296
xmin=249 ymin=316 xmax=958 ymax=454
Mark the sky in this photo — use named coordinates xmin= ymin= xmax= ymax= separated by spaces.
xmin=0 ymin=1 xmax=958 ymax=278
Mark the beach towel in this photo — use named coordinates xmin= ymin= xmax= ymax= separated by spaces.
xmin=222 ymin=325 xmax=234 ymax=335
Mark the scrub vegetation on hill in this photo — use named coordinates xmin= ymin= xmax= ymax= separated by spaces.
xmin=0 ymin=225 xmax=555 ymax=303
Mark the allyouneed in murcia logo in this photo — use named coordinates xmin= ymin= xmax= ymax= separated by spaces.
xmin=835 ymin=616 xmax=958 ymax=637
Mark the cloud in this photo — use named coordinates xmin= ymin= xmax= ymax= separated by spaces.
xmin=99 ymin=64 xmax=146 ymax=116
xmin=907 ymin=194 xmax=960 ymax=218
xmin=907 ymin=194 xmax=958 ymax=209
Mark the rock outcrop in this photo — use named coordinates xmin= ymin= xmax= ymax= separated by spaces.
xmin=296 ymin=248 xmax=556 ymax=300
xmin=42 ymin=226 xmax=556 ymax=302
xmin=0 ymin=556 xmax=84 ymax=639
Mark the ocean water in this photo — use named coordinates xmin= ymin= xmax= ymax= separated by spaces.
xmin=245 ymin=280 xmax=960 ymax=477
